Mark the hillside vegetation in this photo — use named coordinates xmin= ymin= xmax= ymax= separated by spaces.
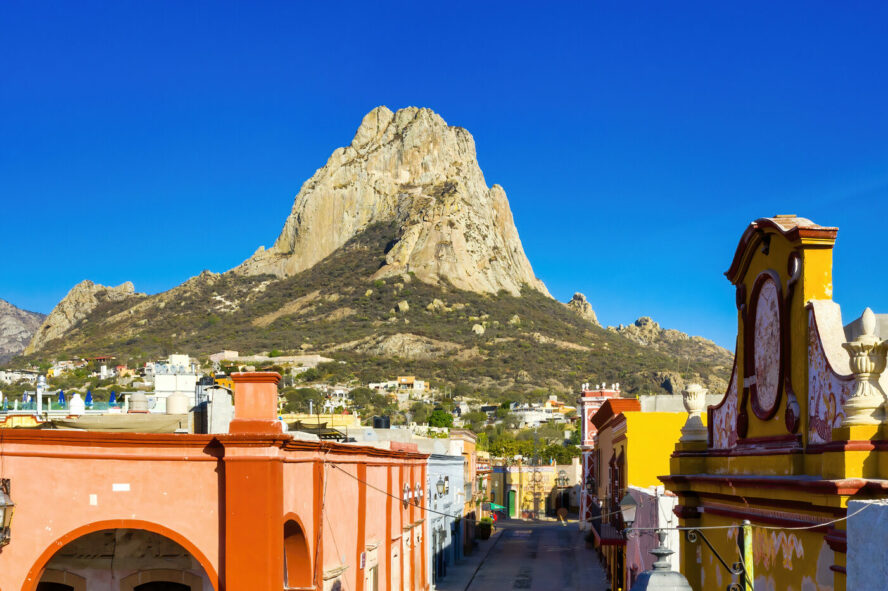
xmin=17 ymin=223 xmax=731 ymax=396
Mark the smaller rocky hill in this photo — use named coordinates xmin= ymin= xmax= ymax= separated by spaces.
xmin=609 ymin=316 xmax=733 ymax=393
xmin=25 ymin=281 xmax=143 ymax=354
xmin=0 ymin=299 xmax=45 ymax=363
xmin=566 ymin=293 xmax=599 ymax=326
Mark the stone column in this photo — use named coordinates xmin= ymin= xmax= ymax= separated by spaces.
xmin=841 ymin=308 xmax=888 ymax=427
xmin=680 ymin=384 xmax=708 ymax=442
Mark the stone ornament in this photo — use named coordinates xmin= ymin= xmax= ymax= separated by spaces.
xmin=681 ymin=383 xmax=709 ymax=442
xmin=841 ymin=308 xmax=888 ymax=426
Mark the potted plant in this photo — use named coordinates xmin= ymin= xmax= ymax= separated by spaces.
xmin=476 ymin=516 xmax=493 ymax=540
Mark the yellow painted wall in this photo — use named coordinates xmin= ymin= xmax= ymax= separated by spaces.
xmin=680 ymin=508 xmax=836 ymax=591
xmin=730 ymin=222 xmax=836 ymax=443
xmin=625 ymin=412 xmax=692 ymax=488
xmin=283 ymin=413 xmax=361 ymax=428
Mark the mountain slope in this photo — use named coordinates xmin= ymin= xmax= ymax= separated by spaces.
xmin=20 ymin=223 xmax=731 ymax=394
xmin=0 ymin=299 xmax=45 ymax=363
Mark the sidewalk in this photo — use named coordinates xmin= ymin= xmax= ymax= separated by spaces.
xmin=432 ymin=525 xmax=505 ymax=591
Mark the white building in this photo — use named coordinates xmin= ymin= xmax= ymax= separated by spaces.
xmin=152 ymin=354 xmax=198 ymax=413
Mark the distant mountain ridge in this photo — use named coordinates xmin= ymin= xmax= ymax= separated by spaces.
xmin=0 ymin=299 xmax=45 ymax=363
xmin=18 ymin=107 xmax=731 ymax=395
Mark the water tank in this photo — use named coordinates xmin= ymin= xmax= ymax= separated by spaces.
xmin=166 ymin=392 xmax=190 ymax=415
xmin=129 ymin=392 xmax=149 ymax=413
xmin=68 ymin=393 xmax=85 ymax=416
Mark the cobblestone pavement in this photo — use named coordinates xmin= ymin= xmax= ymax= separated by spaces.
xmin=463 ymin=520 xmax=609 ymax=591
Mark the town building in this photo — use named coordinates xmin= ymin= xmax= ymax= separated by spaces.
xmin=576 ymin=383 xmax=622 ymax=531
xmin=0 ymin=369 xmax=39 ymax=385
xmin=589 ymin=397 xmax=689 ymax=590
xmin=664 ymin=215 xmax=888 ymax=591
xmin=152 ymin=354 xmax=198 ymax=413
xmin=344 ymin=425 xmax=470 ymax=588
xmin=489 ymin=461 xmax=556 ymax=519
xmin=0 ymin=371 xmax=430 ymax=591
xmin=448 ymin=429 xmax=480 ymax=555
xmin=426 ymin=453 xmax=465 ymax=587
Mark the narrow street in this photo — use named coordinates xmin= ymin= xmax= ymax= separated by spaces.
xmin=464 ymin=520 xmax=609 ymax=591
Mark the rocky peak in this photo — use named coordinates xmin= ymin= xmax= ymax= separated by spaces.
xmin=566 ymin=292 xmax=599 ymax=326
xmin=0 ymin=299 xmax=45 ymax=363
xmin=234 ymin=106 xmax=548 ymax=297
xmin=609 ymin=316 xmax=733 ymax=370
xmin=25 ymin=280 xmax=141 ymax=354
xmin=611 ymin=316 xmax=671 ymax=346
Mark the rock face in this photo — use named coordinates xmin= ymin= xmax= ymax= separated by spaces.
xmin=0 ymin=299 xmax=45 ymax=363
xmin=566 ymin=293 xmax=599 ymax=326
xmin=234 ymin=106 xmax=548 ymax=297
xmin=330 ymin=332 xmax=461 ymax=361
xmin=610 ymin=316 xmax=733 ymax=368
xmin=25 ymin=281 xmax=140 ymax=354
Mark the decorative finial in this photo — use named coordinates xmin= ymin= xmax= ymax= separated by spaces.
xmin=841 ymin=309 xmax=888 ymax=427
xmin=680 ymin=383 xmax=708 ymax=442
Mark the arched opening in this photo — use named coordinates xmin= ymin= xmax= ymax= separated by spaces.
xmin=283 ymin=519 xmax=312 ymax=588
xmin=134 ymin=584 xmax=189 ymax=591
xmin=35 ymin=569 xmax=86 ymax=591
xmin=36 ymin=529 xmax=212 ymax=591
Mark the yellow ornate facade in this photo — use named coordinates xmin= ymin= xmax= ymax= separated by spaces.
xmin=666 ymin=216 xmax=885 ymax=591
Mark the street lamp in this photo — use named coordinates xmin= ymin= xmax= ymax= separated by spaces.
xmin=0 ymin=479 xmax=13 ymax=547
xmin=619 ymin=492 xmax=637 ymax=528
xmin=628 ymin=530 xmax=693 ymax=591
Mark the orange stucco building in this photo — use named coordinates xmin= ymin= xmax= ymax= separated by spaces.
xmin=0 ymin=372 xmax=430 ymax=591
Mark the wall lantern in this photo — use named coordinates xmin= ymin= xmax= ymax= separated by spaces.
xmin=444 ymin=476 xmax=450 ymax=494
xmin=0 ymin=479 xmax=13 ymax=547
xmin=403 ymin=483 xmax=410 ymax=509
xmin=436 ymin=477 xmax=446 ymax=496
xmin=585 ymin=474 xmax=596 ymax=492
xmin=619 ymin=492 xmax=637 ymax=528
xmin=414 ymin=483 xmax=423 ymax=505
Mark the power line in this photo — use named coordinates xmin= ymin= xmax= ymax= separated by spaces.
xmin=626 ymin=501 xmax=873 ymax=533
xmin=333 ymin=462 xmax=870 ymax=535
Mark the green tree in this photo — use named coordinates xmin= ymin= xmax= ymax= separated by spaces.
xmin=462 ymin=411 xmax=489 ymax=432
xmin=282 ymin=387 xmax=323 ymax=413
xmin=428 ymin=409 xmax=453 ymax=428
xmin=299 ymin=368 xmax=320 ymax=383
xmin=410 ymin=402 xmax=432 ymax=424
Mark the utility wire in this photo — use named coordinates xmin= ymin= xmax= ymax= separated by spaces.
xmin=332 ymin=462 xmax=657 ymax=526
xmin=627 ymin=502 xmax=873 ymax=533
xmin=332 ymin=463 xmax=876 ymax=535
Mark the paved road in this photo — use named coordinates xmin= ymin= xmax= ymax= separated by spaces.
xmin=465 ymin=520 xmax=609 ymax=591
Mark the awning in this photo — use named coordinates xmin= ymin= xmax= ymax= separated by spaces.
xmin=591 ymin=522 xmax=625 ymax=547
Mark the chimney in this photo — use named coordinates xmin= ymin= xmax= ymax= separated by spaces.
xmin=230 ymin=372 xmax=282 ymax=434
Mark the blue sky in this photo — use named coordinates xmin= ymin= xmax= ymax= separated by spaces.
xmin=2 ymin=1 xmax=887 ymax=349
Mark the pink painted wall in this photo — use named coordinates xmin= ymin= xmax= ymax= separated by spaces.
xmin=0 ymin=434 xmax=222 ymax=590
